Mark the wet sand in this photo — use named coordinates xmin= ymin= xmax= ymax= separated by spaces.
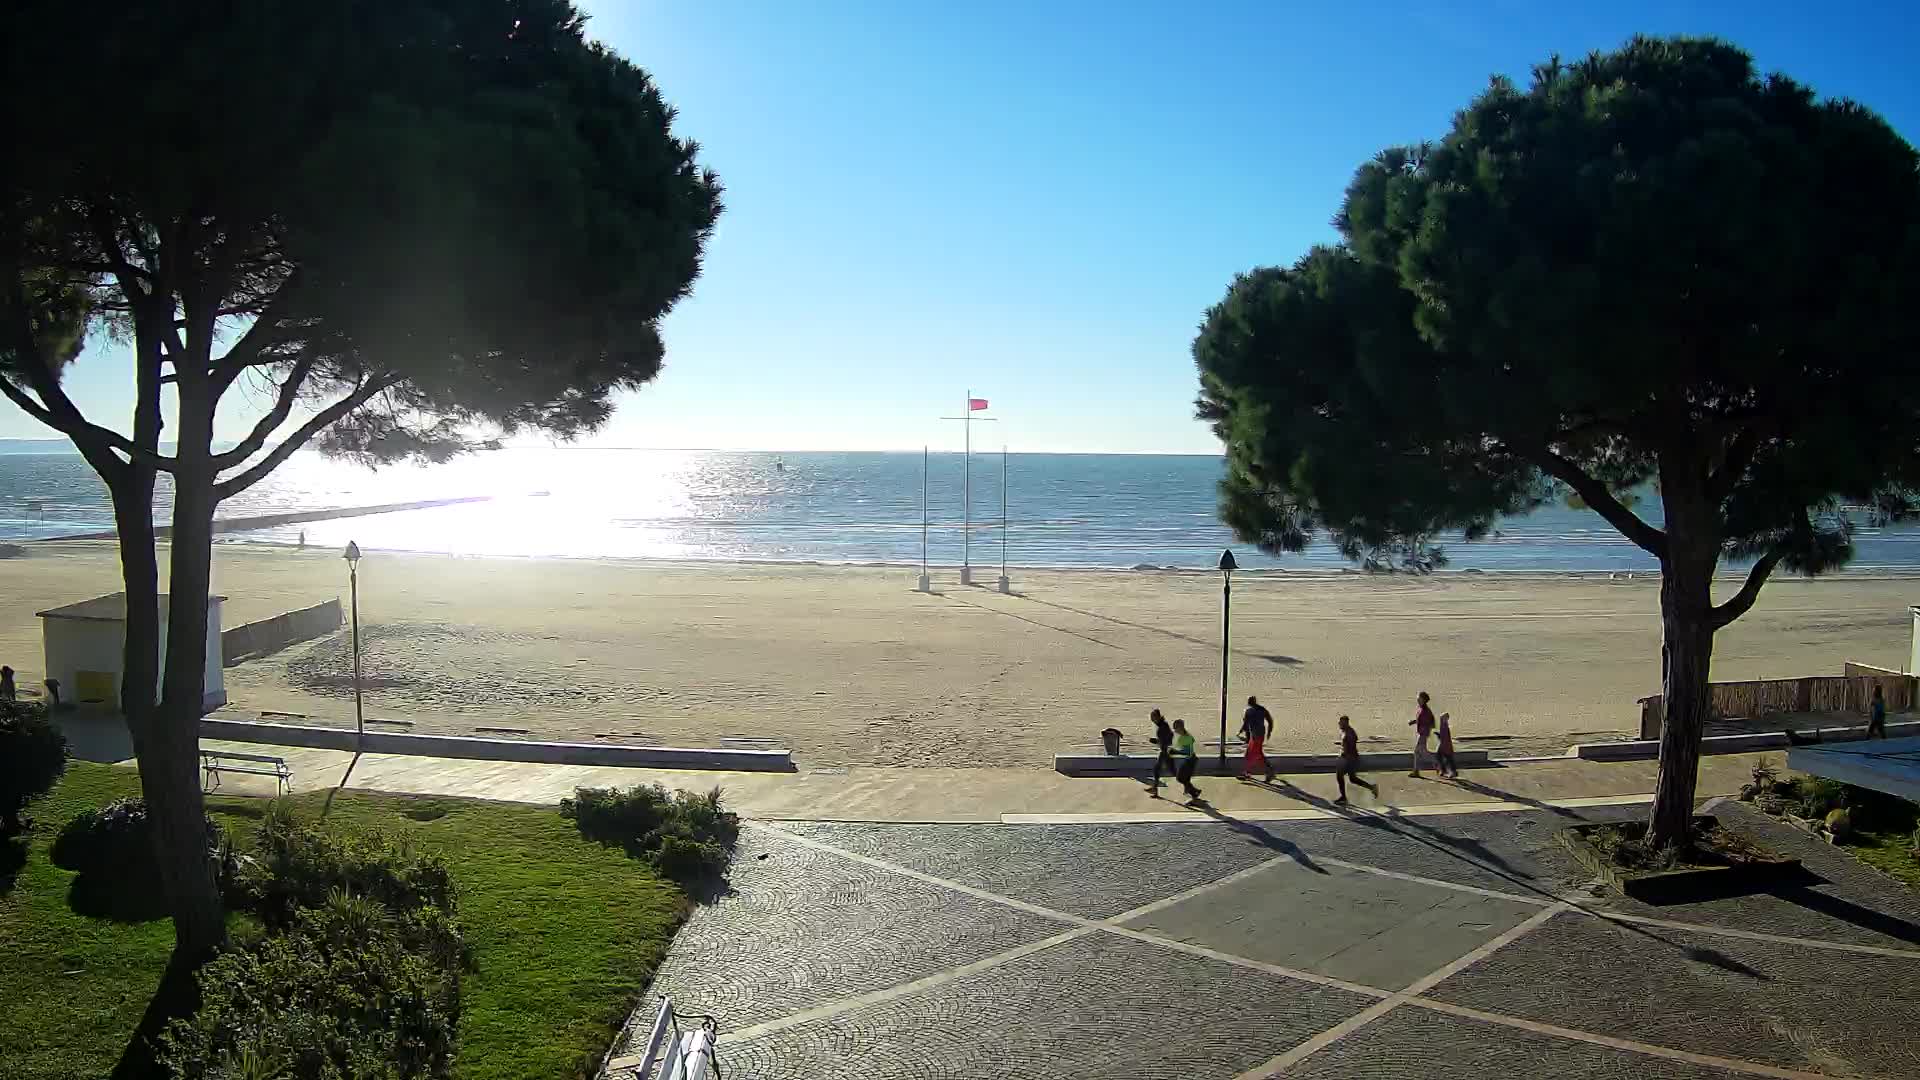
xmin=1 ymin=541 xmax=1912 ymax=767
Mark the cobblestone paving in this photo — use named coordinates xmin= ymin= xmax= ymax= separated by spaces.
xmin=1278 ymin=1007 xmax=1751 ymax=1080
xmin=775 ymin=819 xmax=1291 ymax=919
xmin=619 ymin=829 xmax=1068 ymax=1037
xmin=1427 ymin=909 xmax=1920 ymax=1077
xmin=717 ymin=932 xmax=1376 ymax=1080
xmin=613 ymin=801 xmax=1920 ymax=1079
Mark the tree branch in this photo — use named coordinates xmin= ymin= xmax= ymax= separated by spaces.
xmin=214 ymin=375 xmax=400 ymax=500
xmin=1710 ymin=549 xmax=1783 ymax=630
xmin=211 ymin=352 xmax=316 ymax=469
xmin=1528 ymin=447 xmax=1669 ymax=557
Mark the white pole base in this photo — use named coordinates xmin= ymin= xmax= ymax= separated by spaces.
xmin=915 ymin=573 xmax=932 ymax=593
xmin=960 ymin=566 xmax=974 ymax=586
xmin=996 ymin=575 xmax=1011 ymax=594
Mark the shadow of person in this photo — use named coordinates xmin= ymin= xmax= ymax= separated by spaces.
xmin=1447 ymin=775 xmax=1580 ymax=818
xmin=1185 ymin=801 xmax=1329 ymax=874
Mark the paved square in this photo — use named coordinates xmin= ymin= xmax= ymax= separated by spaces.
xmin=1122 ymin=861 xmax=1542 ymax=991
xmin=608 ymin=800 xmax=1920 ymax=1079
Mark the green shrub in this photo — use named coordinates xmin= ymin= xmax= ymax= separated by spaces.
xmin=1826 ymin=807 xmax=1854 ymax=841
xmin=559 ymin=784 xmax=739 ymax=885
xmin=1795 ymin=777 xmax=1849 ymax=819
xmin=51 ymin=797 xmax=223 ymax=876
xmin=0 ymin=703 xmax=67 ymax=835
xmin=238 ymin=807 xmax=455 ymax=927
xmin=159 ymin=890 xmax=463 ymax=1080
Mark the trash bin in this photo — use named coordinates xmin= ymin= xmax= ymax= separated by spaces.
xmin=1101 ymin=727 xmax=1123 ymax=755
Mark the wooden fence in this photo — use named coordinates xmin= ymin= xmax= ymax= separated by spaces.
xmin=1638 ymin=666 xmax=1915 ymax=739
xmin=222 ymin=598 xmax=342 ymax=666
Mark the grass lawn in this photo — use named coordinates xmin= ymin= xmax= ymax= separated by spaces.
xmin=1845 ymin=829 xmax=1920 ymax=887
xmin=0 ymin=761 xmax=688 ymax=1080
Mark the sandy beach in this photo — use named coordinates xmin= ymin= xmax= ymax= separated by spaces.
xmin=1 ymin=540 xmax=1912 ymax=767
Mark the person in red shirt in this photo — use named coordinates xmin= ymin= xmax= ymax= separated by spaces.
xmin=1409 ymin=691 xmax=1436 ymax=778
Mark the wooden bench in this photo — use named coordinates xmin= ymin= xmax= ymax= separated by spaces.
xmin=201 ymin=749 xmax=292 ymax=795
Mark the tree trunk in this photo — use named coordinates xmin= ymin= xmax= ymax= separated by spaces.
xmin=1646 ymin=475 xmax=1721 ymax=849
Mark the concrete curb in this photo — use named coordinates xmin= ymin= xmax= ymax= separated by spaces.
xmin=1571 ymin=719 xmax=1920 ymax=761
xmin=198 ymin=717 xmax=794 ymax=772
xmin=1054 ymin=749 xmax=1492 ymax=777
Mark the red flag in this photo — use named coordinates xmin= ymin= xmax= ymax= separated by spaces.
xmin=969 ymin=398 xmax=989 ymax=411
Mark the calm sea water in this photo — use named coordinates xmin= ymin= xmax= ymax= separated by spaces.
xmin=4 ymin=447 xmax=1920 ymax=572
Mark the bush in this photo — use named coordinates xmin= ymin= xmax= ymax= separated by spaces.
xmin=51 ymin=797 xmax=223 ymax=877
xmin=560 ymin=784 xmax=739 ymax=885
xmin=159 ymin=890 xmax=463 ymax=1080
xmin=1795 ymin=777 xmax=1849 ymax=819
xmin=238 ymin=806 xmax=455 ymax=927
xmin=1826 ymin=807 xmax=1854 ymax=841
xmin=0 ymin=702 xmax=67 ymax=835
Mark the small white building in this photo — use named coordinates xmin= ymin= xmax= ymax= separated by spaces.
xmin=35 ymin=592 xmax=226 ymax=713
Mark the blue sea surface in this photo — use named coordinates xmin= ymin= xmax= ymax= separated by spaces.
xmin=4 ymin=447 xmax=1919 ymax=573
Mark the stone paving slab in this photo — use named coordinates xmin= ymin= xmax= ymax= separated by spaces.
xmin=619 ymin=829 xmax=1068 ymax=1037
xmin=774 ymin=820 xmax=1293 ymax=919
xmin=1122 ymin=861 xmax=1541 ymax=991
xmin=1426 ymin=909 xmax=1920 ymax=1077
xmin=716 ymin=931 xmax=1377 ymax=1080
xmin=1277 ymin=1006 xmax=1752 ymax=1080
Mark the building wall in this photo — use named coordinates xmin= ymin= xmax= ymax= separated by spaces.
xmin=40 ymin=596 xmax=227 ymax=712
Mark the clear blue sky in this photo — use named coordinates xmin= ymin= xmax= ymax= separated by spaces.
xmin=11 ymin=1 xmax=1919 ymax=454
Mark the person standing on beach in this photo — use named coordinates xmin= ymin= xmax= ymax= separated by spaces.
xmin=1171 ymin=719 xmax=1203 ymax=802
xmin=1409 ymin=691 xmax=1437 ymax=778
xmin=1869 ymin=685 xmax=1888 ymax=739
xmin=1335 ymin=715 xmax=1372 ymax=803
xmin=1148 ymin=709 xmax=1176 ymax=794
xmin=1435 ymin=713 xmax=1458 ymax=779
xmin=1239 ymin=695 xmax=1275 ymax=782
xmin=0 ymin=665 xmax=14 ymax=704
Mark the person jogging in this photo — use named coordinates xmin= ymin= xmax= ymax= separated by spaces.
xmin=1409 ymin=691 xmax=1437 ymax=778
xmin=1171 ymin=719 xmax=1203 ymax=802
xmin=1335 ymin=715 xmax=1374 ymax=804
xmin=1148 ymin=708 xmax=1176 ymax=794
xmin=1239 ymin=695 xmax=1275 ymax=782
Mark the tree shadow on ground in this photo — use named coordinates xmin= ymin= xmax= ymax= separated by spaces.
xmin=0 ymin=836 xmax=25 ymax=896
xmin=1768 ymin=879 xmax=1920 ymax=947
xmin=67 ymin=868 xmax=172 ymax=922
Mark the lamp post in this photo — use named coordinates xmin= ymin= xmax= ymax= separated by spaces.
xmin=1217 ymin=548 xmax=1237 ymax=774
xmin=345 ymin=541 xmax=364 ymax=748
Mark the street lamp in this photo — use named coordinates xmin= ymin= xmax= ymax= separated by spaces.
xmin=1217 ymin=548 xmax=1237 ymax=774
xmin=344 ymin=541 xmax=364 ymax=748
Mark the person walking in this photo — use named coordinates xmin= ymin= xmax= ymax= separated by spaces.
xmin=1148 ymin=708 xmax=1176 ymax=794
xmin=1171 ymin=719 xmax=1203 ymax=802
xmin=1409 ymin=691 xmax=1437 ymax=777
xmin=1435 ymin=712 xmax=1458 ymax=779
xmin=1869 ymin=685 xmax=1888 ymax=739
xmin=1334 ymin=715 xmax=1373 ymax=804
xmin=1239 ymin=695 xmax=1275 ymax=782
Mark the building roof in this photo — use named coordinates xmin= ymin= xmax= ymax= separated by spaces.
xmin=35 ymin=592 xmax=227 ymax=622
xmin=1788 ymin=736 xmax=1920 ymax=803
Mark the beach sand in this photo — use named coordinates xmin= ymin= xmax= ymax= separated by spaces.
xmin=1 ymin=541 xmax=1912 ymax=767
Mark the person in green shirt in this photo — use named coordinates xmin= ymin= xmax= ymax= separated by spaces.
xmin=1171 ymin=719 xmax=1203 ymax=802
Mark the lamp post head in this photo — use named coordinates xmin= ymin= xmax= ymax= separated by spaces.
xmin=344 ymin=541 xmax=361 ymax=566
xmin=1217 ymin=548 xmax=1238 ymax=575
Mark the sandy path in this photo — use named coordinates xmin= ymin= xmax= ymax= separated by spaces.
xmin=1 ymin=541 xmax=1912 ymax=767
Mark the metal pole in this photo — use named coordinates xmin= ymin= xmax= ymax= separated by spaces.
xmin=998 ymin=444 xmax=1009 ymax=592
xmin=962 ymin=390 xmax=971 ymax=585
xmin=917 ymin=445 xmax=931 ymax=593
xmin=1219 ymin=571 xmax=1231 ymax=773
xmin=350 ymin=563 xmax=364 ymax=747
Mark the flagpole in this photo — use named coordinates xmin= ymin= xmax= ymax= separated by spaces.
xmin=997 ymin=442 xmax=1010 ymax=594
xmin=961 ymin=389 xmax=972 ymax=586
xmin=917 ymin=445 xmax=931 ymax=593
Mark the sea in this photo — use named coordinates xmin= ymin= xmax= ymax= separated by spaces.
xmin=4 ymin=446 xmax=1920 ymax=574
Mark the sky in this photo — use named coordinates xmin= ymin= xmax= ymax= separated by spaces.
xmin=10 ymin=1 xmax=1920 ymax=455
